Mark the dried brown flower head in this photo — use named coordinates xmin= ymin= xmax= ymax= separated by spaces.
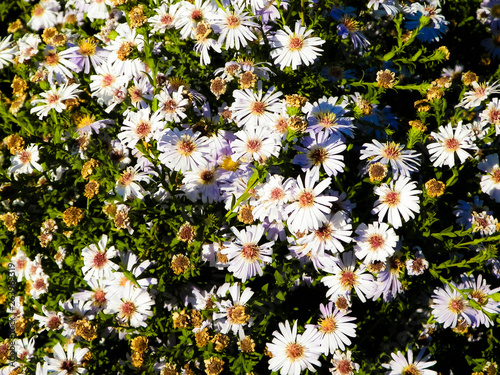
xmin=84 ymin=180 xmax=100 ymax=199
xmin=238 ymin=336 xmax=255 ymax=353
xmin=237 ymin=204 xmax=254 ymax=224
xmin=285 ymin=94 xmax=308 ymax=108
xmin=81 ymin=159 xmax=99 ymax=179
xmin=129 ymin=5 xmax=147 ymax=28
xmin=368 ymin=162 xmax=387 ymax=182
xmin=462 ymin=71 xmax=478 ymax=86
xmin=426 ymin=87 xmax=444 ymax=102
xmin=210 ymin=77 xmax=227 ymax=99
xmin=211 ymin=334 xmax=230 ymax=352
xmin=204 ymin=357 xmax=224 ymax=375
xmin=0 ymin=213 xmax=18 ymax=232
xmin=195 ymin=328 xmax=211 ymax=347
xmin=425 ymin=178 xmax=445 ymax=197
xmin=437 ymin=46 xmax=450 ymax=60
xmin=114 ymin=205 xmax=130 ymax=229
xmin=161 ymin=363 xmax=179 ymax=375
xmin=7 ymin=20 xmax=23 ymax=33
xmin=11 ymin=77 xmax=28 ymax=97
xmin=239 ymin=71 xmax=257 ymax=89
xmin=409 ymin=119 xmax=427 ymax=132
xmin=414 ymin=99 xmax=431 ymax=112
xmin=131 ymin=336 xmax=149 ymax=353
xmin=3 ymin=134 xmax=25 ymax=154
xmin=62 ymin=207 xmax=83 ymax=226
xmin=178 ymin=222 xmax=196 ymax=243
xmin=75 ymin=319 xmax=98 ymax=341
xmin=287 ymin=115 xmax=307 ymax=132
xmin=172 ymin=310 xmax=191 ymax=329
xmin=171 ymin=254 xmax=190 ymax=275
xmin=376 ymin=69 xmax=396 ymax=89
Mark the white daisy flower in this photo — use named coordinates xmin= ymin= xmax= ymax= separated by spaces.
xmin=354 ymin=222 xmax=399 ymax=264
xmin=460 ymin=273 xmax=500 ymax=328
xmin=360 ymin=140 xmax=421 ymax=178
xmin=27 ymin=0 xmax=60 ymax=31
xmin=0 ymin=35 xmax=18 ymax=70
xmin=115 ymin=165 xmax=151 ymax=200
xmin=11 ymin=250 xmax=30 ymax=282
xmin=321 ymin=252 xmax=376 ymax=303
xmin=44 ymin=343 xmax=89 ymax=375
xmin=90 ymin=62 xmax=130 ymax=106
xmin=457 ymin=80 xmax=500 ymax=109
xmin=430 ymin=283 xmax=476 ymax=329
xmin=118 ymin=108 xmax=165 ymax=149
xmin=81 ymin=234 xmax=119 ymax=281
xmin=149 ymin=2 xmax=183 ymax=34
xmin=251 ymin=174 xmax=296 ymax=223
xmin=86 ymin=0 xmax=112 ymax=21
xmin=181 ymin=163 xmax=223 ymax=203
xmin=73 ymin=278 xmax=109 ymax=311
xmin=382 ymin=346 xmax=437 ymax=375
xmin=479 ymin=97 xmax=500 ymax=133
xmin=478 ymin=153 xmax=500 ymax=202
xmin=30 ymin=83 xmax=82 ymax=119
xmin=14 ymin=337 xmax=36 ymax=362
xmin=194 ymin=36 xmax=222 ymax=66
xmin=8 ymin=144 xmax=43 ymax=177
xmin=372 ymin=176 xmax=421 ymax=229
xmin=308 ymin=302 xmax=356 ymax=355
xmin=270 ymin=20 xmax=325 ymax=70
xmin=230 ymin=81 xmax=283 ymax=129
xmin=303 ymin=96 xmax=355 ymax=138
xmin=292 ymin=132 xmax=347 ymax=176
xmin=106 ymin=23 xmax=146 ymax=78
xmin=285 ymin=169 xmax=338 ymax=233
xmin=222 ymin=224 xmax=274 ymax=282
xmin=297 ymin=212 xmax=352 ymax=257
xmin=41 ymin=46 xmax=80 ymax=84
xmin=267 ymin=320 xmax=323 ymax=375
xmin=330 ymin=349 xmax=360 ymax=375
xmin=155 ymin=85 xmax=190 ymax=123
xmin=68 ymin=37 xmax=110 ymax=75
xmin=17 ymin=34 xmax=42 ymax=63
xmin=231 ymin=126 xmax=281 ymax=163
xmin=158 ymin=128 xmax=211 ymax=172
xmin=175 ymin=0 xmax=218 ymax=40
xmin=214 ymin=0 xmax=258 ymax=49
xmin=30 ymin=272 xmax=50 ymax=300
xmin=104 ymin=281 xmax=154 ymax=328
xmin=427 ymin=122 xmax=477 ymax=168
xmin=33 ymin=306 xmax=65 ymax=332
xmin=213 ymin=283 xmax=254 ymax=336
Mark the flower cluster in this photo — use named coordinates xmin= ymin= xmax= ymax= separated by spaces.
xmin=0 ymin=0 xmax=500 ymax=375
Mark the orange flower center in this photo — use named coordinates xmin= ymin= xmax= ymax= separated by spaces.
xmin=285 ymin=343 xmax=305 ymax=362
xmin=289 ymin=35 xmax=304 ymax=51
xmin=241 ymin=244 xmax=259 ymax=262
xmin=177 ymin=139 xmax=196 ymax=155
xmin=246 ymin=139 xmax=262 ymax=153
xmin=444 ymin=138 xmax=460 ymax=152
xmin=297 ymin=190 xmax=315 ymax=207
xmin=384 ymin=191 xmax=400 ymax=207
xmin=318 ymin=316 xmax=337 ymax=333
xmin=270 ymin=187 xmax=285 ymax=200
xmin=92 ymin=252 xmax=107 ymax=268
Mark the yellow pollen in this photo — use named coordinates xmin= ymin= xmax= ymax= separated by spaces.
xmin=318 ymin=316 xmax=337 ymax=333
xmin=78 ymin=38 xmax=97 ymax=56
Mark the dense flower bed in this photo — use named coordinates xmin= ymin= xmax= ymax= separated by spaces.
xmin=0 ymin=0 xmax=500 ymax=374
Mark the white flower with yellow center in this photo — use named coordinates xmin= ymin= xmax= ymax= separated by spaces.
xmin=267 ymin=320 xmax=323 ymax=375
